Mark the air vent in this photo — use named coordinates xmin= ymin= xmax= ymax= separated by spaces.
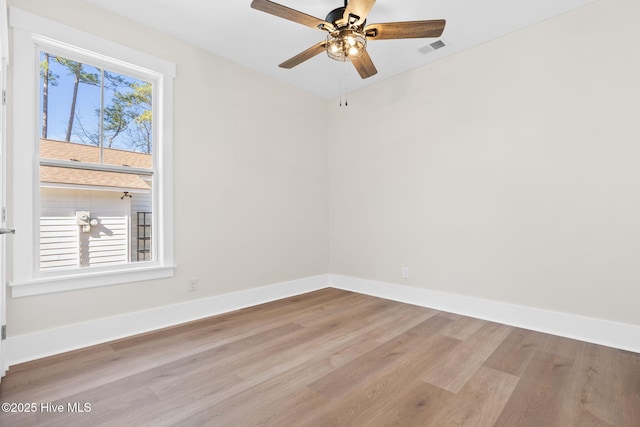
xmin=430 ymin=40 xmax=446 ymax=50
xmin=418 ymin=39 xmax=447 ymax=54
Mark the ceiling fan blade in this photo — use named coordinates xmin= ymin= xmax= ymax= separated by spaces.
xmin=365 ymin=20 xmax=446 ymax=40
xmin=351 ymin=50 xmax=377 ymax=79
xmin=251 ymin=0 xmax=329 ymax=30
xmin=279 ymin=41 xmax=328 ymax=69
xmin=343 ymin=0 xmax=376 ymax=26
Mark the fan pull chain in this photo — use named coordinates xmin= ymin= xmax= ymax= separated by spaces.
xmin=339 ymin=72 xmax=342 ymax=107
xmin=339 ymin=59 xmax=349 ymax=107
xmin=344 ymin=60 xmax=349 ymax=106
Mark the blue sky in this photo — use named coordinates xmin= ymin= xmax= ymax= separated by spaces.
xmin=40 ymin=51 xmax=150 ymax=152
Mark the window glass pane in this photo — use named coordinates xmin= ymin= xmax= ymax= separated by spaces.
xmin=39 ymin=52 xmax=101 ymax=159
xmin=38 ymin=51 xmax=155 ymax=271
xmin=102 ymin=70 xmax=153 ymax=163
xmin=39 ymin=166 xmax=153 ymax=270
xmin=39 ymin=53 xmax=154 ymax=167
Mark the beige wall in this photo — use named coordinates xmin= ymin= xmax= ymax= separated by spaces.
xmin=7 ymin=0 xmax=640 ymax=338
xmin=7 ymin=0 xmax=329 ymax=335
xmin=329 ymin=0 xmax=640 ymax=325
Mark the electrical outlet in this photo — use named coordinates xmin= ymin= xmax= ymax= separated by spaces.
xmin=401 ymin=267 xmax=409 ymax=279
xmin=188 ymin=278 xmax=198 ymax=292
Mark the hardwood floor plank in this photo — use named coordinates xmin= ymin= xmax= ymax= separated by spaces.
xmin=164 ymin=335 xmax=382 ymax=426
xmin=1 ymin=288 xmax=638 ymax=426
xmin=420 ymin=321 xmax=512 ymax=393
xmin=484 ymin=327 xmax=547 ymax=376
xmin=437 ymin=314 xmax=487 ymax=340
xmin=541 ymin=332 xmax=585 ymax=359
xmin=425 ymin=366 xmax=519 ymax=426
xmin=494 ymin=349 xmax=575 ymax=426
xmin=557 ymin=343 xmax=640 ymax=427
xmin=362 ymin=380 xmax=454 ymax=427
xmin=307 ymin=314 xmax=456 ymax=399
xmin=150 ymin=317 xmax=395 ymax=425
xmin=301 ymin=333 xmax=459 ymax=426
xmin=0 ymin=316 xmax=302 ymax=404
xmin=0 ymin=344 xmax=117 ymax=401
xmin=37 ymin=384 xmax=160 ymax=427
xmin=153 ymin=295 xmax=412 ymax=425
xmin=362 ymin=304 xmax=439 ymax=344
xmin=0 ymin=410 xmax=37 ymax=427
xmin=254 ymin=386 xmax=331 ymax=427
xmin=175 ymin=288 xmax=361 ymax=347
xmin=618 ymin=349 xmax=640 ymax=427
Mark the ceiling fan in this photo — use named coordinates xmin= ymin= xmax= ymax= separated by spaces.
xmin=250 ymin=0 xmax=446 ymax=79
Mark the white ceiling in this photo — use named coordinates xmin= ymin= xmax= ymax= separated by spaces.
xmin=84 ymin=0 xmax=596 ymax=99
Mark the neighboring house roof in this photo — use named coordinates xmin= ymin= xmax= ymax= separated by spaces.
xmin=39 ymin=139 xmax=152 ymax=191
xmin=40 ymin=166 xmax=151 ymax=190
xmin=40 ymin=138 xmax=152 ymax=167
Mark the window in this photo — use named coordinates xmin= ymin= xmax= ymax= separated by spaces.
xmin=10 ymin=8 xmax=175 ymax=296
xmin=39 ymin=52 xmax=155 ymax=271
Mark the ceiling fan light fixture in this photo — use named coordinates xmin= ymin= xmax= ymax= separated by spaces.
xmin=251 ymin=0 xmax=446 ymax=80
xmin=326 ymin=29 xmax=366 ymax=62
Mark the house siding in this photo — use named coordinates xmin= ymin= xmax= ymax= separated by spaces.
xmin=40 ymin=188 xmax=135 ymax=270
xmin=40 ymin=216 xmax=79 ymax=269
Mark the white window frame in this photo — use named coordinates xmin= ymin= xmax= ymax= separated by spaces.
xmin=9 ymin=8 xmax=176 ymax=297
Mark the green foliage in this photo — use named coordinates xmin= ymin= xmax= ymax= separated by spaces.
xmin=103 ymin=78 xmax=153 ymax=153
xmin=55 ymin=57 xmax=100 ymax=87
xmin=40 ymin=53 xmax=59 ymax=86
xmin=40 ymin=53 xmax=59 ymax=139
xmin=40 ymin=51 xmax=153 ymax=153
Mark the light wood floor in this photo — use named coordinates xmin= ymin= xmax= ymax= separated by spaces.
xmin=1 ymin=288 xmax=638 ymax=426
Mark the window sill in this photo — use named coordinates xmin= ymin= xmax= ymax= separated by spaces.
xmin=9 ymin=264 xmax=177 ymax=297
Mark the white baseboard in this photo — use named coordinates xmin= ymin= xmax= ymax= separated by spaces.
xmin=330 ymin=274 xmax=640 ymax=354
xmin=6 ymin=274 xmax=329 ymax=366
xmin=8 ymin=273 xmax=639 ymax=366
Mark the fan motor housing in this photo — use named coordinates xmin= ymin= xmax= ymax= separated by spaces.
xmin=325 ymin=7 xmax=346 ymax=25
xmin=326 ymin=7 xmax=366 ymax=29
